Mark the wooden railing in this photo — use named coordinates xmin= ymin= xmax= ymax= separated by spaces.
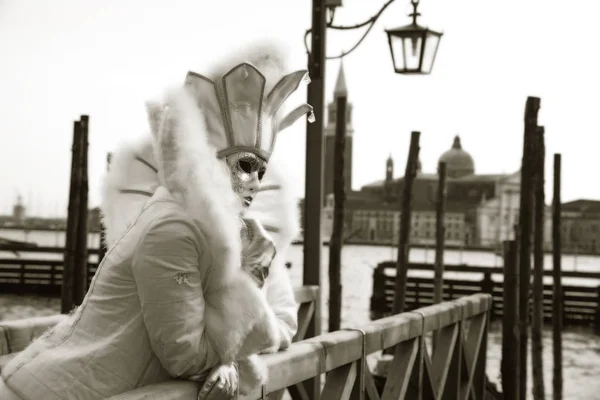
xmin=252 ymin=293 xmax=492 ymax=400
xmin=0 ymin=289 xmax=492 ymax=400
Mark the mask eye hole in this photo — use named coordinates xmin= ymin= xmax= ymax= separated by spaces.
xmin=258 ymin=168 xmax=266 ymax=181
xmin=238 ymin=160 xmax=252 ymax=174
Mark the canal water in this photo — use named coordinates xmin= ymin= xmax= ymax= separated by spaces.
xmin=0 ymin=229 xmax=599 ymax=398
xmin=284 ymin=245 xmax=600 ymax=400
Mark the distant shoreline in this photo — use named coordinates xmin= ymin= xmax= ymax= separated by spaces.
xmin=1 ymin=226 xmax=598 ymax=258
xmin=291 ymin=240 xmax=600 ymax=258
xmin=0 ymin=225 xmax=101 ymax=233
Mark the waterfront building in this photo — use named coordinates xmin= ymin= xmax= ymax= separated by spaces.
xmin=323 ymin=135 xmax=524 ymax=248
xmin=0 ymin=197 xmax=102 ymax=233
xmin=316 ymin=65 xmax=560 ymax=249
xmin=561 ymin=200 xmax=600 ymax=253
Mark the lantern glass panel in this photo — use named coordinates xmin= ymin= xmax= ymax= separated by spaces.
xmin=402 ymin=32 xmax=425 ymax=72
xmin=388 ymin=32 xmax=406 ymax=71
xmin=421 ymin=31 xmax=442 ymax=74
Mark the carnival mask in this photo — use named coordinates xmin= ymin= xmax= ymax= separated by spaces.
xmin=225 ymin=151 xmax=267 ymax=208
xmin=183 ymin=62 xmax=313 ymax=211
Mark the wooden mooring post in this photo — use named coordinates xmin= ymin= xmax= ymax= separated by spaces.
xmin=433 ymin=161 xmax=447 ymax=307
xmin=393 ymin=131 xmax=420 ymax=315
xmin=61 ymin=115 xmax=90 ymax=314
xmin=432 ymin=161 xmax=447 ymax=352
xmin=62 ymin=120 xmax=82 ymax=314
xmin=73 ymin=115 xmax=89 ymax=306
xmin=552 ymin=153 xmax=563 ymax=400
xmin=517 ymin=96 xmax=540 ymax=399
xmin=532 ymin=126 xmax=546 ymax=400
xmin=502 ymin=239 xmax=520 ymax=399
xmin=328 ymin=88 xmax=347 ymax=333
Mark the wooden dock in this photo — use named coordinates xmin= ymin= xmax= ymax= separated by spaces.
xmin=1 ymin=248 xmax=598 ymax=332
xmin=0 ymin=246 xmax=99 ymax=297
xmin=370 ymin=261 xmax=600 ymax=332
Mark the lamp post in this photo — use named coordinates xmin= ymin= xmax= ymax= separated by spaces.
xmin=301 ymin=1 xmax=442 ymax=395
xmin=302 ymin=3 xmax=327 ymax=398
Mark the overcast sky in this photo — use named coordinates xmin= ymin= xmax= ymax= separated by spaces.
xmin=0 ymin=0 xmax=598 ymax=216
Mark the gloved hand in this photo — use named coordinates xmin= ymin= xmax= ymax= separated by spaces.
xmin=197 ymin=362 xmax=239 ymax=400
xmin=240 ymin=218 xmax=276 ymax=288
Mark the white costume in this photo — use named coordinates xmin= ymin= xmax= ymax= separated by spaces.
xmin=0 ymin=43 xmax=312 ymax=399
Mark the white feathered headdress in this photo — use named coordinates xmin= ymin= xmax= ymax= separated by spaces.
xmin=101 ymin=41 xmax=309 ymax=252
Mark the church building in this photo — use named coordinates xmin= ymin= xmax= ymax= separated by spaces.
xmin=320 ymin=63 xmax=548 ymax=249
xmin=303 ymin=63 xmax=600 ymax=254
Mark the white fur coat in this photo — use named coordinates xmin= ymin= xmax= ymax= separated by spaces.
xmin=99 ymin=49 xmax=302 ymax=395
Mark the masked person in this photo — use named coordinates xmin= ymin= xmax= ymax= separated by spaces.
xmin=0 ymin=41 xmax=313 ymax=400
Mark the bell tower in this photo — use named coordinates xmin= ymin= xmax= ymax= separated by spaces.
xmin=386 ymin=155 xmax=394 ymax=181
xmin=323 ymin=62 xmax=354 ymax=205
xmin=12 ymin=194 xmax=26 ymax=226
xmin=384 ymin=155 xmax=394 ymax=199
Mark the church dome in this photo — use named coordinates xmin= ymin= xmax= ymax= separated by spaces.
xmin=439 ymin=135 xmax=475 ymax=178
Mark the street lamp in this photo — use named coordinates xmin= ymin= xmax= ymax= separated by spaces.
xmin=313 ymin=0 xmax=443 ymax=74
xmin=301 ymin=3 xmax=443 ymax=388
xmin=385 ymin=0 xmax=443 ymax=74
